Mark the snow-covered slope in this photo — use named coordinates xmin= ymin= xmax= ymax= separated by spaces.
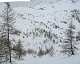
xmin=0 ymin=0 xmax=80 ymax=64
xmin=12 ymin=0 xmax=80 ymax=55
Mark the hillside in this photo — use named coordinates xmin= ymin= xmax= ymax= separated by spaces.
xmin=0 ymin=0 xmax=80 ymax=64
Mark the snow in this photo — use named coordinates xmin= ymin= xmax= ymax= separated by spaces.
xmin=13 ymin=0 xmax=80 ymax=63
xmin=10 ymin=0 xmax=80 ymax=58
xmin=15 ymin=55 xmax=80 ymax=64
xmin=0 ymin=0 xmax=80 ymax=64
xmin=11 ymin=0 xmax=80 ymax=54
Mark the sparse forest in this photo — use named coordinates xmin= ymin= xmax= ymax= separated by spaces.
xmin=0 ymin=2 xmax=26 ymax=64
xmin=0 ymin=0 xmax=80 ymax=64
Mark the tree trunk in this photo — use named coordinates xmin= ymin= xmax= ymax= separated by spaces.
xmin=6 ymin=2 xmax=12 ymax=63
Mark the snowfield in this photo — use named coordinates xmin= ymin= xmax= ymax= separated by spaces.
xmin=16 ymin=55 xmax=80 ymax=64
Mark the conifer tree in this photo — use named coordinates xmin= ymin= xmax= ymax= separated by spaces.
xmin=13 ymin=39 xmax=26 ymax=60
xmin=0 ymin=2 xmax=21 ymax=63
xmin=62 ymin=12 xmax=77 ymax=56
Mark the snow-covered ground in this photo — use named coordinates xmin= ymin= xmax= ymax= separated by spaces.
xmin=15 ymin=55 xmax=80 ymax=64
